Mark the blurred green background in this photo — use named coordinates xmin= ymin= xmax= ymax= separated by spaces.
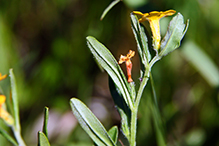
xmin=0 ymin=0 xmax=219 ymax=145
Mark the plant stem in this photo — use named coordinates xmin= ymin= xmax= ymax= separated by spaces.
xmin=130 ymin=66 xmax=150 ymax=146
xmin=129 ymin=55 xmax=161 ymax=146
xmin=149 ymin=55 xmax=161 ymax=68
xmin=135 ymin=67 xmax=150 ymax=108
xmin=130 ymin=108 xmax=137 ymax=146
xmin=12 ymin=126 xmax=26 ymax=146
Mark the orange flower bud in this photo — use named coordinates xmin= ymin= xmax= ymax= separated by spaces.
xmin=119 ymin=50 xmax=135 ymax=82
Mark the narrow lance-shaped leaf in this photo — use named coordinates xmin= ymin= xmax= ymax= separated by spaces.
xmin=131 ymin=13 xmax=151 ymax=69
xmin=0 ymin=128 xmax=18 ymax=146
xmin=108 ymin=126 xmax=119 ymax=144
xmin=159 ymin=13 xmax=189 ymax=56
xmin=43 ymin=107 xmax=49 ymax=138
xmin=70 ymin=98 xmax=116 ymax=146
xmin=38 ymin=131 xmax=51 ymax=146
xmin=9 ymin=69 xmax=20 ymax=131
xmin=109 ymin=77 xmax=131 ymax=141
xmin=86 ymin=36 xmax=133 ymax=109
xmin=9 ymin=69 xmax=26 ymax=146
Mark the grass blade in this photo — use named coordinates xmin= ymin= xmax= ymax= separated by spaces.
xmin=100 ymin=0 xmax=121 ymax=20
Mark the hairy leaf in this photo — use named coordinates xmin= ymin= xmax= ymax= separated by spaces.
xmin=70 ymin=98 xmax=116 ymax=146
xmin=160 ymin=13 xmax=189 ymax=56
xmin=87 ymin=36 xmax=133 ymax=108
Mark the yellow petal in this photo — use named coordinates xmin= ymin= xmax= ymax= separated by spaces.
xmin=0 ymin=73 xmax=7 ymax=81
xmin=118 ymin=50 xmax=135 ymax=64
xmin=127 ymin=50 xmax=135 ymax=59
xmin=133 ymin=11 xmax=144 ymax=16
xmin=163 ymin=10 xmax=176 ymax=16
xmin=0 ymin=95 xmax=6 ymax=105
xmin=119 ymin=55 xmax=127 ymax=64
xmin=0 ymin=108 xmax=14 ymax=125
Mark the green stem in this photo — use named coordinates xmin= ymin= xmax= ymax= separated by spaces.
xmin=12 ymin=126 xmax=26 ymax=146
xmin=130 ymin=66 xmax=150 ymax=146
xmin=130 ymin=108 xmax=137 ymax=146
xmin=135 ymin=66 xmax=150 ymax=107
xmin=149 ymin=55 xmax=161 ymax=68
xmin=129 ymin=55 xmax=161 ymax=146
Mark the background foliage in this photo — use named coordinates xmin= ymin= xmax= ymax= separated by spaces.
xmin=0 ymin=0 xmax=218 ymax=145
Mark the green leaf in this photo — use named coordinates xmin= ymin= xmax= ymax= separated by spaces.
xmin=43 ymin=107 xmax=49 ymax=138
xmin=109 ymin=77 xmax=131 ymax=140
xmin=181 ymin=41 xmax=219 ymax=87
xmin=0 ymin=128 xmax=18 ymax=146
xmin=38 ymin=131 xmax=51 ymax=146
xmin=9 ymin=69 xmax=26 ymax=146
xmin=86 ymin=36 xmax=133 ymax=109
xmin=118 ymin=108 xmax=130 ymax=140
xmin=9 ymin=69 xmax=20 ymax=131
xmin=70 ymin=98 xmax=116 ymax=146
xmin=108 ymin=126 xmax=118 ymax=144
xmin=159 ymin=13 xmax=189 ymax=56
xmin=131 ymin=13 xmax=151 ymax=70
xmin=100 ymin=0 xmax=121 ymax=20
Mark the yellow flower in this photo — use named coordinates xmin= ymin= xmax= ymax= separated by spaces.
xmin=0 ymin=73 xmax=7 ymax=81
xmin=133 ymin=10 xmax=176 ymax=50
xmin=0 ymin=95 xmax=14 ymax=125
xmin=119 ymin=50 xmax=135 ymax=82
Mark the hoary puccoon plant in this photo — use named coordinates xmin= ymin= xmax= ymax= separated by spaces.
xmin=0 ymin=10 xmax=188 ymax=146
xmin=70 ymin=10 xmax=189 ymax=146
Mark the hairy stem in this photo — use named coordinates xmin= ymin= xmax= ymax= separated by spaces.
xmin=130 ymin=66 xmax=150 ymax=146
xmin=130 ymin=108 xmax=137 ymax=146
